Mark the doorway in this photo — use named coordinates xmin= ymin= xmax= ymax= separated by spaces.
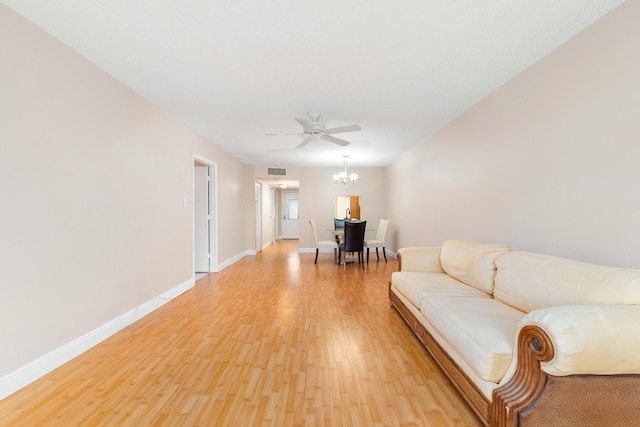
xmin=193 ymin=155 xmax=218 ymax=276
xmin=255 ymin=182 xmax=262 ymax=252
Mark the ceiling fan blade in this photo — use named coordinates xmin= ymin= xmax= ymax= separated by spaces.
xmin=295 ymin=118 xmax=315 ymax=132
xmin=265 ymin=133 xmax=299 ymax=136
xmin=324 ymin=124 xmax=362 ymax=134
xmin=297 ymin=138 xmax=313 ymax=148
xmin=321 ymin=135 xmax=350 ymax=147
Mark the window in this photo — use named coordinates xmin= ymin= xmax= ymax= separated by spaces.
xmin=288 ymin=199 xmax=299 ymax=220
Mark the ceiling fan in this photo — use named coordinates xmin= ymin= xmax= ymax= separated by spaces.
xmin=266 ymin=110 xmax=362 ymax=148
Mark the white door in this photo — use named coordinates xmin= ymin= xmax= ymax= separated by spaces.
xmin=194 ymin=166 xmax=209 ymax=272
xmin=281 ymin=190 xmax=299 ymax=239
xmin=193 ymin=156 xmax=218 ymax=273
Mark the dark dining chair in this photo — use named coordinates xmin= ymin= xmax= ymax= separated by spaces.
xmin=338 ymin=220 xmax=367 ymax=270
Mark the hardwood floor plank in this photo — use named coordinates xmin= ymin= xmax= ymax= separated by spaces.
xmin=0 ymin=240 xmax=481 ymax=426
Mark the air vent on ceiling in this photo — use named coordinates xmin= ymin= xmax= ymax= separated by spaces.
xmin=268 ymin=167 xmax=287 ymax=176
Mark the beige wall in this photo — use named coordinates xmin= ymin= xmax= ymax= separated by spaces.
xmin=387 ymin=1 xmax=640 ymax=269
xmin=0 ymin=5 xmax=252 ymax=378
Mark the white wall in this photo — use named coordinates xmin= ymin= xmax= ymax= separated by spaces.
xmin=387 ymin=1 xmax=640 ymax=269
xmin=0 ymin=4 xmax=252 ymax=384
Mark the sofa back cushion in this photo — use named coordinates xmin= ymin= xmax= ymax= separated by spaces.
xmin=440 ymin=240 xmax=514 ymax=295
xmin=494 ymin=251 xmax=640 ymax=313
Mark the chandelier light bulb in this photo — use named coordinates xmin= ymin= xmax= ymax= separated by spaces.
xmin=334 ymin=155 xmax=358 ymax=184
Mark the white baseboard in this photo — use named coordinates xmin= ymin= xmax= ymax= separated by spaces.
xmin=209 ymin=264 xmax=224 ymax=273
xmin=0 ymin=277 xmax=195 ymax=401
xmin=207 ymin=250 xmax=251 ymax=271
xmin=219 ymin=250 xmax=251 ymax=267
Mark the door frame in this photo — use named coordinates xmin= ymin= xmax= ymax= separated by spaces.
xmin=271 ymin=187 xmax=277 ymax=243
xmin=192 ymin=154 xmax=219 ymax=273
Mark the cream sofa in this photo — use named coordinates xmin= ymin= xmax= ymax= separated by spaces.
xmin=389 ymin=240 xmax=640 ymax=427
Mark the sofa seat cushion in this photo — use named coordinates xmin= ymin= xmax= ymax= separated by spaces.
xmin=494 ymin=251 xmax=640 ymax=313
xmin=440 ymin=240 xmax=514 ymax=295
xmin=420 ymin=295 xmax=526 ymax=383
xmin=391 ymin=271 xmax=490 ymax=308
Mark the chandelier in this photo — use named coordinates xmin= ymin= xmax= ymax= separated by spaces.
xmin=333 ymin=155 xmax=358 ymax=184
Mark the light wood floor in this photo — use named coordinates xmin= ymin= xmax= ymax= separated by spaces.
xmin=0 ymin=241 xmax=481 ymax=426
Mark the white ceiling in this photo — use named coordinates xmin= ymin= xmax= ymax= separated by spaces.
xmin=2 ymin=0 xmax=624 ymax=168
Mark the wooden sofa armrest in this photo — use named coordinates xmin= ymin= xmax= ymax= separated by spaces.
xmin=397 ymin=246 xmax=443 ymax=272
xmin=491 ymin=305 xmax=640 ymax=426
xmin=491 ymin=325 xmax=554 ymax=426
xmin=522 ymin=305 xmax=640 ymax=376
